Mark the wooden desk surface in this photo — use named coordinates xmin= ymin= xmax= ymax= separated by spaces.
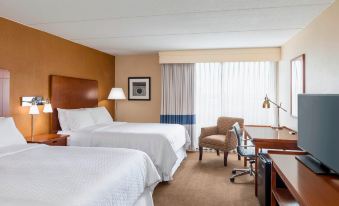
xmin=270 ymin=154 xmax=339 ymax=206
xmin=245 ymin=126 xmax=298 ymax=143
xmin=245 ymin=126 xmax=300 ymax=196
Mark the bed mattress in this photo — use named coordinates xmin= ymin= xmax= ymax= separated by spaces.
xmin=62 ymin=122 xmax=190 ymax=181
xmin=0 ymin=144 xmax=161 ymax=206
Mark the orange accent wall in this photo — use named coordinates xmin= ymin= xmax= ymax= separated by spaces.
xmin=0 ymin=17 xmax=115 ymax=138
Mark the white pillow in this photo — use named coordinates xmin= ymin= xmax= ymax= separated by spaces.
xmin=57 ymin=108 xmax=82 ymax=131
xmin=66 ymin=110 xmax=96 ymax=131
xmin=85 ymin=107 xmax=113 ymax=124
xmin=0 ymin=117 xmax=27 ymax=147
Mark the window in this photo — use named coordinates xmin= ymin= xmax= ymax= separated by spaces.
xmin=195 ymin=62 xmax=277 ymax=139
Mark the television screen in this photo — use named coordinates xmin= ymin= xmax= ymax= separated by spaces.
xmin=298 ymin=94 xmax=339 ymax=174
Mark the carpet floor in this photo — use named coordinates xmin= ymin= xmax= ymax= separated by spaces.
xmin=153 ymin=152 xmax=259 ymax=206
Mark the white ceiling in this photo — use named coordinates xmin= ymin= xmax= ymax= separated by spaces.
xmin=0 ymin=0 xmax=334 ymax=55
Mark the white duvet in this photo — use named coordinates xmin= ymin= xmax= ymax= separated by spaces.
xmin=0 ymin=144 xmax=160 ymax=206
xmin=65 ymin=122 xmax=190 ymax=181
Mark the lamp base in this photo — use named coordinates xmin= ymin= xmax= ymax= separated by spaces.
xmin=31 ymin=114 xmax=35 ymax=142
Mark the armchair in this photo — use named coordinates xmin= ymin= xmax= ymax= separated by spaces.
xmin=198 ymin=117 xmax=244 ymax=166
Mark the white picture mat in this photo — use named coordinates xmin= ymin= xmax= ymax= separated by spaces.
xmin=129 ymin=78 xmax=150 ymax=99
xmin=291 ymin=58 xmax=304 ymax=117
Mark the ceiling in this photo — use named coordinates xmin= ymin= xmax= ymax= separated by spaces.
xmin=0 ymin=0 xmax=334 ymax=55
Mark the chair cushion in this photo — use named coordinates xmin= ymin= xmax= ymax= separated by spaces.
xmin=200 ymin=135 xmax=226 ymax=147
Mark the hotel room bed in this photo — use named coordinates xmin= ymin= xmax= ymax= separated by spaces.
xmin=0 ymin=144 xmax=161 ymax=206
xmin=60 ymin=122 xmax=190 ymax=181
xmin=50 ymin=75 xmax=190 ymax=181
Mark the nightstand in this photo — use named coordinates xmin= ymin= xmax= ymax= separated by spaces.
xmin=28 ymin=134 xmax=69 ymax=146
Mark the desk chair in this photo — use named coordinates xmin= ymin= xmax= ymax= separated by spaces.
xmin=230 ymin=122 xmax=256 ymax=182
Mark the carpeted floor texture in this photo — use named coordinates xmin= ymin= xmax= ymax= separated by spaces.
xmin=153 ymin=151 xmax=259 ymax=206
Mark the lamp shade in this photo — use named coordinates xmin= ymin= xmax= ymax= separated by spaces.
xmin=262 ymin=96 xmax=271 ymax=109
xmin=29 ymin=105 xmax=40 ymax=115
xmin=108 ymin=88 xmax=126 ymax=100
xmin=43 ymin=103 xmax=53 ymax=113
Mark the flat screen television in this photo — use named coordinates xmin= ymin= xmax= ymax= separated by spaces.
xmin=297 ymin=94 xmax=339 ymax=174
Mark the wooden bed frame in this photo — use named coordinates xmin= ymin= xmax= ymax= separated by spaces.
xmin=0 ymin=69 xmax=10 ymax=117
xmin=50 ymin=75 xmax=98 ymax=133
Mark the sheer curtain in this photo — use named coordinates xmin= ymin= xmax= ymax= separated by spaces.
xmin=195 ymin=62 xmax=277 ymax=148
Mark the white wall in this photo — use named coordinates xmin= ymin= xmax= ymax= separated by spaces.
xmin=279 ymin=0 xmax=339 ymax=131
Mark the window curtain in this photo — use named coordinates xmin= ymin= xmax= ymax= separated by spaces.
xmin=161 ymin=64 xmax=195 ymax=150
xmin=195 ymin=62 xmax=277 ymax=148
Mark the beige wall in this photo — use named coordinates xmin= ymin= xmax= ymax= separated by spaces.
xmin=279 ymin=1 xmax=339 ymax=130
xmin=0 ymin=17 xmax=115 ymax=138
xmin=115 ymin=54 xmax=161 ymax=123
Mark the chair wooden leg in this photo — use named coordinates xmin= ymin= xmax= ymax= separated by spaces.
xmin=216 ymin=150 xmax=220 ymax=156
xmin=199 ymin=147 xmax=203 ymax=161
xmin=238 ymin=154 xmax=241 ymax=160
xmin=224 ymin=151 xmax=229 ymax=167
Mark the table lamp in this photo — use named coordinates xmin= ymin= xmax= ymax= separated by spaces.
xmin=29 ymin=98 xmax=53 ymax=141
xmin=108 ymin=88 xmax=126 ymax=119
xmin=262 ymin=95 xmax=287 ymax=129
xmin=29 ymin=102 xmax=39 ymax=141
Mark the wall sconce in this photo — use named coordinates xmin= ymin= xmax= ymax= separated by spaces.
xmin=21 ymin=96 xmax=53 ymax=140
xmin=21 ymin=96 xmax=44 ymax=106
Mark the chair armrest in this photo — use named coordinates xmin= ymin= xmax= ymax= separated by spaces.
xmin=242 ymin=139 xmax=254 ymax=146
xmin=199 ymin=126 xmax=218 ymax=139
xmin=225 ymin=129 xmax=238 ymax=150
xmin=243 ymin=136 xmax=252 ymax=140
xmin=227 ymin=129 xmax=254 ymax=150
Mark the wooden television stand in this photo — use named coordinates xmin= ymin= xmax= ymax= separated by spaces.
xmin=269 ymin=153 xmax=339 ymax=206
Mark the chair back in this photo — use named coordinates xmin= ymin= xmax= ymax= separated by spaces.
xmin=232 ymin=122 xmax=245 ymax=156
xmin=217 ymin=117 xmax=244 ymax=135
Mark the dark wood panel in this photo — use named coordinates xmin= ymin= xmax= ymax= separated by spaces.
xmin=50 ymin=75 xmax=98 ymax=133
xmin=0 ymin=69 xmax=10 ymax=117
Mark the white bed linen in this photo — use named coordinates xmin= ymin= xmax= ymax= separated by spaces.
xmin=134 ymin=188 xmax=153 ymax=206
xmin=62 ymin=122 xmax=190 ymax=181
xmin=0 ymin=144 xmax=160 ymax=206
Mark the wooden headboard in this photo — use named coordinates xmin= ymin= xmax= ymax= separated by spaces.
xmin=0 ymin=69 xmax=10 ymax=117
xmin=50 ymin=75 xmax=98 ymax=133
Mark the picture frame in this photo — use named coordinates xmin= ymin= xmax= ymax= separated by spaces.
xmin=290 ymin=54 xmax=305 ymax=117
xmin=128 ymin=77 xmax=151 ymax=101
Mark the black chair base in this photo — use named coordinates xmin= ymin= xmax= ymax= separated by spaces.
xmin=230 ymin=160 xmax=255 ymax=182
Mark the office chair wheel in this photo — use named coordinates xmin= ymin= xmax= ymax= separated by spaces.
xmin=232 ymin=170 xmax=236 ymax=174
xmin=230 ymin=177 xmax=235 ymax=183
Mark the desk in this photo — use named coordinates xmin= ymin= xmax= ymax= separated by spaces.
xmin=244 ymin=126 xmax=299 ymax=196
xmin=270 ymin=153 xmax=339 ymax=206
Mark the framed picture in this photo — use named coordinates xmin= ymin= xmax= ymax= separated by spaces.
xmin=290 ymin=54 xmax=305 ymax=117
xmin=128 ymin=77 xmax=151 ymax=101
